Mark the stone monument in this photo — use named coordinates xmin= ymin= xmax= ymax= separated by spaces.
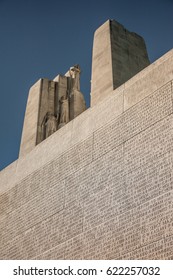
xmin=91 ymin=20 xmax=150 ymax=106
xmin=0 ymin=20 xmax=173 ymax=260
xmin=19 ymin=64 xmax=86 ymax=157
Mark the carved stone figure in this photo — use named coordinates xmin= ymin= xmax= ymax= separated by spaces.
xmin=59 ymin=96 xmax=69 ymax=126
xmin=30 ymin=65 xmax=86 ymax=147
xmin=69 ymin=64 xmax=81 ymax=90
xmin=45 ymin=112 xmax=57 ymax=138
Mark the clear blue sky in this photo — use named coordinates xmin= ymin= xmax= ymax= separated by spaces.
xmin=0 ymin=0 xmax=173 ymax=171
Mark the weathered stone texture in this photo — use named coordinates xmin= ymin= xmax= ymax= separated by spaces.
xmin=0 ymin=49 xmax=173 ymax=259
xmin=110 ymin=20 xmax=150 ymax=88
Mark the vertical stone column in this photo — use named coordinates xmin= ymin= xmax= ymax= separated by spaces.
xmin=91 ymin=20 xmax=113 ymax=107
xmin=19 ymin=79 xmax=42 ymax=157
xmin=91 ymin=20 xmax=150 ymax=107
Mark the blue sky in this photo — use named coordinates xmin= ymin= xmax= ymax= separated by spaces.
xmin=0 ymin=0 xmax=173 ymax=171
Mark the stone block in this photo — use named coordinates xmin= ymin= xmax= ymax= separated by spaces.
xmin=91 ymin=20 xmax=149 ymax=106
xmin=124 ymin=49 xmax=173 ymax=110
xmin=123 ymin=81 xmax=173 ymax=141
xmin=93 ymin=117 xmax=123 ymax=160
xmin=124 ymin=114 xmax=173 ymax=173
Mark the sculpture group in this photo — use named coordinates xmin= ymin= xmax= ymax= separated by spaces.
xmin=37 ymin=64 xmax=86 ymax=144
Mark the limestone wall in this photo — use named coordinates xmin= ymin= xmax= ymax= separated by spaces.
xmin=0 ymin=49 xmax=173 ymax=259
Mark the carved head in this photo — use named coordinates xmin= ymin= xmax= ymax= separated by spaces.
xmin=70 ymin=64 xmax=81 ymax=74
